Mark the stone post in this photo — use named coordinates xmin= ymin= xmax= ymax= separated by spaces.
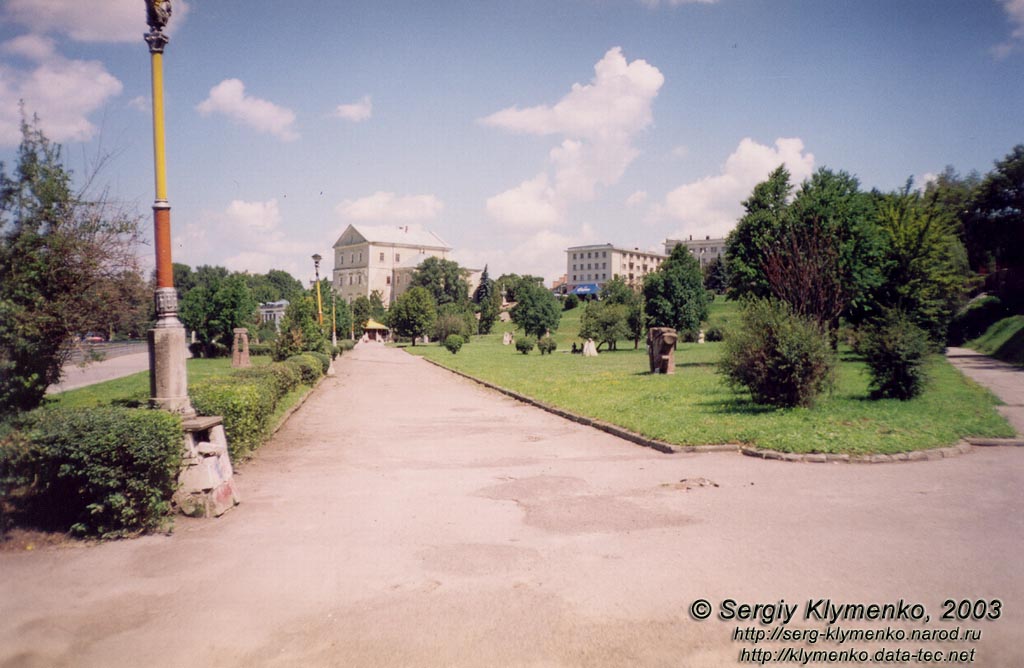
xmin=231 ymin=328 xmax=251 ymax=368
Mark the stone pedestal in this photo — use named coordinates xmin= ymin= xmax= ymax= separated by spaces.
xmin=174 ymin=416 xmax=241 ymax=517
xmin=502 ymin=331 xmax=514 ymax=345
xmin=148 ymin=320 xmax=194 ymax=415
xmin=231 ymin=328 xmax=251 ymax=368
xmin=647 ymin=327 xmax=678 ymax=374
xmin=582 ymin=338 xmax=599 ymax=357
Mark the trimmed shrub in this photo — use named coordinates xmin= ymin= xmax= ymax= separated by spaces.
xmin=1 ymin=407 xmax=183 ymax=538
xmin=307 ymin=351 xmax=331 ymax=375
xmin=704 ymin=326 xmax=724 ymax=342
xmin=563 ymin=294 xmax=579 ymax=311
xmin=234 ymin=362 xmax=301 ymax=401
xmin=947 ymin=296 xmax=1010 ymax=346
xmin=339 ymin=339 xmax=355 ymax=352
xmin=679 ymin=329 xmax=700 ymax=343
xmin=286 ymin=354 xmax=324 ymax=385
xmin=248 ymin=343 xmax=272 ymax=357
xmin=190 ymin=378 xmax=276 ymax=459
xmin=537 ymin=336 xmax=557 ymax=355
xmin=860 ymin=313 xmax=931 ymax=400
xmin=515 ymin=336 xmax=536 ymax=355
xmin=718 ymin=299 xmax=836 ymax=408
xmin=444 ymin=334 xmax=464 ymax=354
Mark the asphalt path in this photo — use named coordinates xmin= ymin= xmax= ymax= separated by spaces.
xmin=3 ymin=343 xmax=1023 ymax=667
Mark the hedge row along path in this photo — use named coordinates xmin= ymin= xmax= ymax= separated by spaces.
xmin=3 ymin=343 xmax=1023 ymax=666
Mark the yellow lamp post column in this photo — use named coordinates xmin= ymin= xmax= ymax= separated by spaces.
xmin=312 ymin=254 xmax=324 ymax=325
xmin=145 ymin=1 xmax=193 ymax=415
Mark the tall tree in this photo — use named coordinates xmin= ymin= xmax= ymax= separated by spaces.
xmin=273 ymin=294 xmax=326 ymax=360
xmin=351 ymin=295 xmax=371 ymax=339
xmin=964 ymin=144 xmax=1024 ymax=273
xmin=510 ymin=281 xmax=561 ymax=339
xmin=643 ymin=244 xmax=708 ymax=334
xmin=726 ymin=165 xmax=793 ymax=300
xmin=473 ymin=264 xmax=493 ymax=304
xmin=579 ymin=301 xmax=630 ymax=351
xmin=389 ymin=286 xmax=436 ymax=346
xmin=411 ymin=256 xmax=470 ymax=306
xmin=0 ymin=117 xmax=143 ymax=415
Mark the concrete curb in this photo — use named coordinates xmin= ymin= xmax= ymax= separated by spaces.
xmin=417 ymin=355 xmax=1009 ymax=464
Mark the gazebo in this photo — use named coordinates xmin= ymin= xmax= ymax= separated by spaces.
xmin=363 ymin=318 xmax=391 ymax=343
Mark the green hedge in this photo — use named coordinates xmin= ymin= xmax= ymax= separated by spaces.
xmin=0 ymin=407 xmax=183 ymax=538
xmin=286 ymin=354 xmax=324 ymax=385
xmin=190 ymin=378 xmax=276 ymax=459
xmin=307 ymin=351 xmax=331 ymax=375
xmin=234 ymin=362 xmax=302 ymax=400
xmin=249 ymin=343 xmax=272 ymax=357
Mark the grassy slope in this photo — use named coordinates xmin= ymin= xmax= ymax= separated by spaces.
xmin=967 ymin=315 xmax=1024 ymax=366
xmin=406 ymin=301 xmax=1013 ymax=454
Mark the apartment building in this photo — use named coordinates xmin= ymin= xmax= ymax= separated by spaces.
xmin=664 ymin=235 xmax=727 ymax=268
xmin=565 ymin=243 xmax=667 ymax=295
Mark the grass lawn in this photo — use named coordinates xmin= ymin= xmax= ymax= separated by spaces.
xmin=47 ymin=357 xmax=272 ymax=410
xmin=405 ymin=302 xmax=1014 ymax=454
xmin=967 ymin=315 xmax=1024 ymax=366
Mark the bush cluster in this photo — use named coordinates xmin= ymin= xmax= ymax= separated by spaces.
xmin=704 ymin=326 xmax=724 ymax=342
xmin=248 ymin=343 xmax=272 ymax=357
xmin=718 ymin=299 xmax=836 ymax=408
xmin=563 ymin=294 xmax=580 ymax=311
xmin=537 ymin=336 xmax=557 ymax=355
xmin=947 ymin=296 xmax=1010 ymax=346
xmin=444 ymin=334 xmax=464 ymax=354
xmin=190 ymin=379 xmax=277 ymax=459
xmin=234 ymin=362 xmax=302 ymax=399
xmin=515 ymin=337 xmax=536 ymax=355
xmin=286 ymin=354 xmax=324 ymax=385
xmin=859 ymin=313 xmax=931 ymax=400
xmin=0 ymin=407 xmax=183 ymax=538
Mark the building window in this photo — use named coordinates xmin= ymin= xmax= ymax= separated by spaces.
xmin=386 ymin=276 xmax=391 ymax=285
xmin=379 ymin=252 xmax=385 ymax=262
xmin=572 ymin=275 xmax=577 ymax=281
xmin=358 ymin=252 xmax=363 ymax=262
xmin=603 ymin=251 xmax=607 ymax=258
xmin=358 ymin=274 xmax=362 ymax=285
xmin=339 ymin=255 xmax=344 ymax=265
xmin=396 ymin=253 xmax=400 ymax=262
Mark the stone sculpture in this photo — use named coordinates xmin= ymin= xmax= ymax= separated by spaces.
xmin=231 ymin=328 xmax=251 ymax=368
xmin=582 ymin=338 xmax=599 ymax=357
xmin=647 ymin=327 xmax=678 ymax=374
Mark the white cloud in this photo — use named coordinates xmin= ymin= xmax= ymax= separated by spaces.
xmin=197 ymin=79 xmax=298 ymax=141
xmin=658 ymin=137 xmax=815 ymax=238
xmin=992 ymin=0 xmax=1024 ymax=58
xmin=454 ymin=226 xmax=591 ymax=284
xmin=482 ymin=47 xmax=663 ymax=229
xmin=128 ymin=95 xmax=149 ymax=112
xmin=0 ymin=35 xmax=123 ymax=146
xmin=626 ymin=190 xmax=648 ymax=207
xmin=3 ymin=0 xmax=189 ymax=43
xmin=334 ymin=95 xmax=372 ymax=122
xmin=335 ymin=192 xmax=444 ymax=222
xmin=670 ymin=144 xmax=689 ymax=159
xmin=224 ymin=198 xmax=282 ymax=232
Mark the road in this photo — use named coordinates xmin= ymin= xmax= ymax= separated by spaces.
xmin=3 ymin=343 xmax=1023 ymax=667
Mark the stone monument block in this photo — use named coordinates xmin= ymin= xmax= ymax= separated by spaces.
xmin=647 ymin=327 xmax=678 ymax=374
xmin=231 ymin=327 xmax=250 ymax=368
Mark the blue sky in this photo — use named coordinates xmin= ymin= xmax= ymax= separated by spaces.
xmin=1 ymin=0 xmax=1022 ymax=284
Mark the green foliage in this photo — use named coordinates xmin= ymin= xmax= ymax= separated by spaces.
xmin=563 ymin=293 xmax=580 ymax=310
xmin=705 ymin=326 xmax=725 ymax=342
xmin=726 ymin=165 xmax=793 ymax=300
xmin=472 ymin=265 xmax=493 ymax=304
xmin=537 ymin=336 xmax=557 ymax=355
xmin=497 ymin=273 xmax=545 ymax=303
xmin=510 ymin=281 xmax=561 ymax=339
xmin=350 ymin=295 xmax=371 ymax=339
xmin=947 ymin=296 xmax=1010 ymax=345
xmin=579 ymin=301 xmax=630 ymax=351
xmin=444 ymin=334 xmax=464 ymax=354
xmin=234 ymin=362 xmax=301 ymax=400
xmin=272 ymin=295 xmax=326 ymax=361
xmin=963 ymin=144 xmax=1024 ymax=272
xmin=703 ymin=256 xmax=729 ymax=293
xmin=515 ymin=336 xmax=536 ymax=355
xmin=599 ymin=276 xmax=633 ymax=305
xmin=719 ymin=299 xmax=836 ymax=408
xmin=286 ymin=354 xmax=324 ymax=385
xmin=0 ymin=117 xmax=144 ymax=417
xmin=190 ymin=378 xmax=276 ymax=459
xmin=434 ymin=303 xmax=476 ymax=342
xmin=179 ymin=272 xmax=258 ymax=357
xmin=249 ymin=342 xmax=272 ymax=357
xmin=871 ymin=183 xmax=970 ymax=343
xmin=389 ymin=286 xmax=437 ymax=345
xmin=306 ymin=351 xmax=331 ymax=375
xmin=860 ymin=311 xmax=931 ymax=400
xmin=411 ymin=256 xmax=470 ymax=306
xmin=477 ymin=288 xmax=501 ymax=335
xmin=1 ymin=407 xmax=182 ymax=537
xmin=643 ymin=244 xmax=709 ymax=333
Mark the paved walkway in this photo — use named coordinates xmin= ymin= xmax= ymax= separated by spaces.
xmin=2 ymin=344 xmax=1023 ymax=667
xmin=46 ymin=352 xmax=151 ymax=394
xmin=947 ymin=347 xmax=1024 ymax=435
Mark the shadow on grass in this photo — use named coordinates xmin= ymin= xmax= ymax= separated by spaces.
xmin=694 ymin=395 xmax=780 ymax=415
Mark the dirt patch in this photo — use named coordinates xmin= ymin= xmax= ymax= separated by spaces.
xmin=0 ymin=528 xmax=79 ymax=553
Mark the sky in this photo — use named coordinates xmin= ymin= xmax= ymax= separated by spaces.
xmin=1 ymin=0 xmax=1022 ymax=285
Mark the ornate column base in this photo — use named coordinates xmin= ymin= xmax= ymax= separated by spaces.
xmin=149 ymin=287 xmax=195 ymax=416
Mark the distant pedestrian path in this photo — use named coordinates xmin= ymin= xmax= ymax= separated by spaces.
xmin=46 ymin=351 xmax=151 ymax=394
xmin=947 ymin=346 xmax=1024 ymax=435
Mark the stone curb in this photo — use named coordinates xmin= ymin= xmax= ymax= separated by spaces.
xmin=417 ymin=356 xmax=1011 ymax=464
xmin=740 ymin=441 xmax=974 ymax=464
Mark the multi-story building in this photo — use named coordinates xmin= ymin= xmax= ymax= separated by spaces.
xmin=257 ymin=300 xmax=289 ymax=332
xmin=332 ymin=223 xmax=482 ymax=305
xmin=664 ymin=235 xmax=727 ymax=268
xmin=565 ymin=243 xmax=667 ymax=295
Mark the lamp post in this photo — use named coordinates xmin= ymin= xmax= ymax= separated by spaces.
xmin=145 ymin=0 xmax=193 ymax=415
xmin=312 ymin=254 xmax=324 ymax=325
xmin=331 ymin=291 xmax=337 ymax=347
